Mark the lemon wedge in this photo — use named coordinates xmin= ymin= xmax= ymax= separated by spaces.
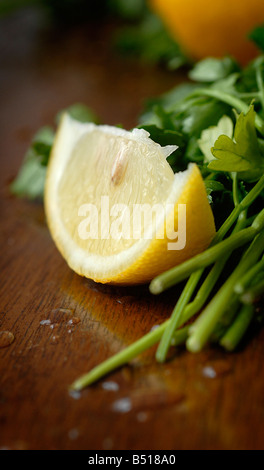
xmin=44 ymin=114 xmax=215 ymax=284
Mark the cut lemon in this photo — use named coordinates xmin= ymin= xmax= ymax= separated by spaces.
xmin=44 ymin=114 xmax=215 ymax=285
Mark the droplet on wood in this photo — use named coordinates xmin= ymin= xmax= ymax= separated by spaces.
xmin=50 ymin=335 xmax=60 ymax=344
xmin=111 ymin=397 xmax=132 ymax=413
xmin=40 ymin=308 xmax=81 ymax=330
xmin=68 ymin=389 xmax=82 ymax=400
xmin=67 ymin=317 xmax=81 ymax=325
xmin=0 ymin=331 xmax=14 ymax=348
xmin=130 ymin=388 xmax=185 ymax=410
xmin=136 ymin=411 xmax=149 ymax=423
xmin=102 ymin=437 xmax=114 ymax=450
xmin=202 ymin=360 xmax=232 ymax=378
xmin=40 ymin=319 xmax=52 ymax=326
xmin=102 ymin=381 xmax=119 ymax=391
xmin=68 ymin=428 xmax=79 ymax=440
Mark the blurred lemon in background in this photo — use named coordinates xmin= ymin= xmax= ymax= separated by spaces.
xmin=149 ymin=0 xmax=264 ymax=65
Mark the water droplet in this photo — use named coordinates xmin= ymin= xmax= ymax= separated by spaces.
xmin=150 ymin=324 xmax=160 ymax=332
xmin=111 ymin=397 xmax=132 ymax=413
xmin=202 ymin=366 xmax=217 ymax=378
xmin=40 ymin=319 xmax=52 ymax=326
xmin=50 ymin=335 xmax=60 ymax=344
xmin=68 ymin=428 xmax=79 ymax=440
xmin=69 ymin=389 xmax=82 ymax=400
xmin=202 ymin=360 xmax=232 ymax=378
xmin=102 ymin=437 xmax=113 ymax=450
xmin=136 ymin=411 xmax=148 ymax=423
xmin=131 ymin=388 xmax=185 ymax=410
xmin=0 ymin=440 xmax=27 ymax=450
xmin=68 ymin=317 xmax=81 ymax=325
xmin=102 ymin=381 xmax=119 ymax=391
xmin=118 ymin=295 xmax=134 ymax=304
xmin=52 ymin=308 xmax=74 ymax=316
xmin=40 ymin=309 xmax=81 ymax=331
xmin=0 ymin=331 xmax=14 ymax=348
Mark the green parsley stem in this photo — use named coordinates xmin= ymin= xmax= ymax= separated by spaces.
xmin=70 ymin=214 xmax=257 ymax=388
xmin=186 ymin=229 xmax=264 ymax=352
xmin=237 ymin=92 xmax=261 ymax=99
xmin=241 ymin=277 xmax=264 ymax=304
xmin=209 ymin=298 xmax=241 ymax=343
xmin=71 ymin=215 xmax=248 ymax=386
xmin=183 ymin=212 xmax=248 ymax=322
xmin=234 ymin=255 xmax=264 ymax=294
xmin=220 ymin=304 xmax=255 ymax=351
xmin=155 ymin=269 xmax=203 ymax=362
xmin=231 ymin=172 xmax=240 ymax=207
xmin=150 ymin=224 xmax=259 ymax=294
xmin=150 ymin=177 xmax=264 ymax=295
xmin=256 ymin=63 xmax=264 ymax=110
xmin=190 ymin=88 xmax=264 ymax=135
xmin=70 ymin=324 xmax=189 ymax=391
xmin=216 ymin=174 xmax=264 ymax=240
xmin=155 ymin=208 xmax=248 ymax=362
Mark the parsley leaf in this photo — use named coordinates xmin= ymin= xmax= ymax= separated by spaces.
xmin=209 ymin=105 xmax=264 ymax=175
xmin=10 ymin=127 xmax=54 ymax=199
xmin=10 ymin=103 xmax=99 ymax=200
xmin=189 ymin=57 xmax=240 ymax=83
xmin=113 ymin=13 xmax=186 ymax=68
xmin=10 ymin=145 xmax=47 ymax=200
xmin=248 ymin=25 xmax=264 ymax=53
xmin=198 ymin=115 xmax=234 ymax=162
xmin=56 ymin=103 xmax=99 ymax=125
xmin=204 ymin=180 xmax=226 ymax=204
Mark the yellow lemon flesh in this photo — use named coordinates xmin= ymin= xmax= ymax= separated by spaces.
xmin=44 ymin=114 xmax=215 ymax=285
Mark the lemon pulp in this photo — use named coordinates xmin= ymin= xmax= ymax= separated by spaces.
xmin=45 ymin=114 xmax=216 ymax=284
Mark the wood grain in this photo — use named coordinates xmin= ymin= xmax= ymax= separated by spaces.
xmin=0 ymin=8 xmax=264 ymax=450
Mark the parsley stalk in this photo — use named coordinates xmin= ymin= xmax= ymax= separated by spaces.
xmin=150 ymin=175 xmax=264 ymax=295
xmin=155 ymin=270 xmax=203 ymax=362
xmin=234 ymin=255 xmax=264 ymax=294
xmin=241 ymin=278 xmax=264 ymax=305
xmin=187 ymin=227 xmax=264 ymax=352
xmin=189 ymin=88 xmax=264 ymax=135
xmin=150 ymin=220 xmax=263 ymax=294
xmin=70 ymin=324 xmax=189 ymax=391
xmin=155 ymin=206 xmax=248 ymax=362
xmin=219 ymin=304 xmax=255 ymax=351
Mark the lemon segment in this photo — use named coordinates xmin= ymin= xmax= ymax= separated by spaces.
xmin=44 ymin=114 xmax=216 ymax=285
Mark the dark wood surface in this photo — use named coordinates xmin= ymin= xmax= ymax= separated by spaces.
xmin=1 ymin=8 xmax=264 ymax=451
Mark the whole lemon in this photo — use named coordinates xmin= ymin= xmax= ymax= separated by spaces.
xmin=149 ymin=0 xmax=264 ymax=65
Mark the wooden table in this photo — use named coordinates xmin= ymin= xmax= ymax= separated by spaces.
xmin=1 ymin=7 xmax=264 ymax=451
